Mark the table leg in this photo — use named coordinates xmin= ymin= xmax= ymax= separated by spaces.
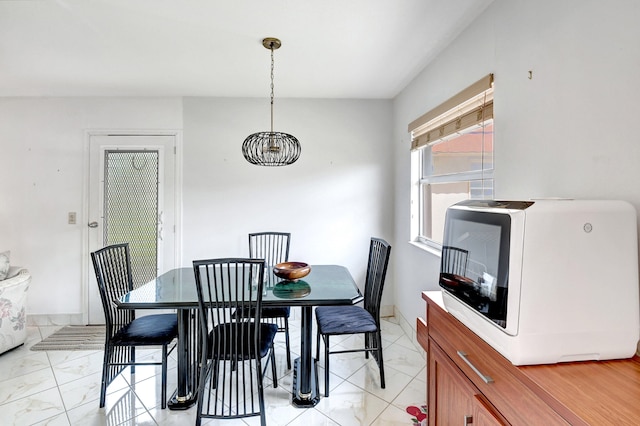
xmin=292 ymin=306 xmax=320 ymax=407
xmin=168 ymin=308 xmax=198 ymax=410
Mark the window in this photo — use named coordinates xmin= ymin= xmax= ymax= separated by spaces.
xmin=409 ymin=74 xmax=494 ymax=247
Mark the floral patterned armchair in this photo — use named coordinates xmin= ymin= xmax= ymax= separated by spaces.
xmin=0 ymin=267 xmax=30 ymax=354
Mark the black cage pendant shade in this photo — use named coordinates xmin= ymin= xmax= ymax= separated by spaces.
xmin=242 ymin=38 xmax=301 ymax=166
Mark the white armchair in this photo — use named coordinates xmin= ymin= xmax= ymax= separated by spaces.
xmin=0 ymin=266 xmax=31 ymax=355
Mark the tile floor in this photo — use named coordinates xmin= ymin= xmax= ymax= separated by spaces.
xmin=0 ymin=312 xmax=426 ymax=425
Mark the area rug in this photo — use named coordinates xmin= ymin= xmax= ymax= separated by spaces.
xmin=30 ymin=325 xmax=105 ymax=351
xmin=406 ymin=405 xmax=427 ymax=425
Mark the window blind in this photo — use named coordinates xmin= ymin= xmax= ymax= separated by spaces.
xmin=409 ymin=73 xmax=494 ymax=151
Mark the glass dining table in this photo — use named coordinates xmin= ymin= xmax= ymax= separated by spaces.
xmin=117 ymin=264 xmax=362 ymax=410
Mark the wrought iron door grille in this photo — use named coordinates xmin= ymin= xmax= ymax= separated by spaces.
xmin=103 ymin=150 xmax=159 ymax=288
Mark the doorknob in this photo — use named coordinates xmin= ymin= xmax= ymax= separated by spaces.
xmin=88 ymin=222 xmax=99 ymax=228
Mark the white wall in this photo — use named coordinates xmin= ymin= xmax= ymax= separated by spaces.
xmin=181 ymin=98 xmax=394 ymax=299
xmin=0 ymin=98 xmax=183 ymax=320
xmin=392 ymin=0 xmax=640 ymax=334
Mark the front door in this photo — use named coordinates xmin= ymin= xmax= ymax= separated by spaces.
xmin=87 ymin=134 xmax=177 ymax=324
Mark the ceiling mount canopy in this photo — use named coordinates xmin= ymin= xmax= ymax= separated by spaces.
xmin=242 ymin=37 xmax=301 ymax=166
xmin=262 ymin=37 xmax=281 ymax=50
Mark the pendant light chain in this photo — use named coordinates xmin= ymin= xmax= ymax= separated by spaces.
xmin=270 ymin=44 xmax=275 ymax=133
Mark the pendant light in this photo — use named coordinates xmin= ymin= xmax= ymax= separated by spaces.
xmin=242 ymin=37 xmax=301 ymax=166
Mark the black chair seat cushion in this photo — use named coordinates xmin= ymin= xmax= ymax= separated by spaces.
xmin=261 ymin=306 xmax=290 ymax=319
xmin=208 ymin=322 xmax=278 ymax=360
xmin=232 ymin=306 xmax=290 ymax=320
xmin=316 ymin=305 xmax=378 ymax=335
xmin=112 ymin=314 xmax=178 ymax=345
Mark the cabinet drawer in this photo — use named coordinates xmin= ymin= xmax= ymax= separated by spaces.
xmin=429 ymin=339 xmax=508 ymax=426
xmin=428 ymin=300 xmax=569 ymax=425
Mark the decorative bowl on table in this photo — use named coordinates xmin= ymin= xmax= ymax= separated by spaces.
xmin=273 ymin=262 xmax=311 ymax=282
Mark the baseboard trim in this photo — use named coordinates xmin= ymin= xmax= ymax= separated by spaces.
xmin=28 ymin=314 xmax=85 ymax=327
xmin=392 ymin=306 xmax=425 ymax=357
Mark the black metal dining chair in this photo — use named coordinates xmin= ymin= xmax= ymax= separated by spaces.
xmin=90 ymin=243 xmax=178 ymax=409
xmin=248 ymin=231 xmax=292 ymax=369
xmin=314 ymin=237 xmax=391 ymax=397
xmin=193 ymin=258 xmax=278 ymax=426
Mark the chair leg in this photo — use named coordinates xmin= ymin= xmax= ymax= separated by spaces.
xmin=270 ymin=344 xmax=278 ymax=388
xmin=195 ymin=359 xmax=211 ymax=426
xmin=365 ymin=332 xmax=370 ymax=359
xmin=99 ymin=345 xmax=111 ymax=408
xmin=211 ymin=359 xmax=219 ymax=389
xmin=324 ymin=335 xmax=330 ymax=397
xmin=259 ymin=392 xmax=267 ymax=426
xmin=316 ymin=329 xmax=321 ymax=362
xmin=284 ymin=316 xmax=292 ymax=370
xmin=256 ymin=357 xmax=267 ymax=426
xmin=376 ymin=331 xmax=385 ymax=389
xmin=161 ymin=344 xmax=167 ymax=409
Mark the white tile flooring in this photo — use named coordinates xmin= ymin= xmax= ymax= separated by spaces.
xmin=0 ymin=312 xmax=426 ymax=425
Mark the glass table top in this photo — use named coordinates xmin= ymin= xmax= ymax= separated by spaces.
xmin=119 ymin=264 xmax=362 ymax=309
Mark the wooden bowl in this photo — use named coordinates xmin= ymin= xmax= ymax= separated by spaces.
xmin=273 ymin=262 xmax=311 ymax=281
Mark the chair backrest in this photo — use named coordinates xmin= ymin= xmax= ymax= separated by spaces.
xmin=248 ymin=232 xmax=290 ymax=267
xmin=192 ymin=258 xmax=266 ymax=418
xmin=193 ymin=258 xmax=266 ymax=326
xmin=91 ymin=243 xmax=135 ymax=332
xmin=441 ymin=246 xmax=469 ymax=276
xmin=364 ymin=238 xmax=392 ymax=323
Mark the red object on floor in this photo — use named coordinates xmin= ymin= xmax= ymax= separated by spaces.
xmin=406 ymin=405 xmax=427 ymax=424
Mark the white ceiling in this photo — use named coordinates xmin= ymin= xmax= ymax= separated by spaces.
xmin=0 ymin=0 xmax=493 ymax=99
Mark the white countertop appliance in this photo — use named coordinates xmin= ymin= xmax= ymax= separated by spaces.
xmin=439 ymin=199 xmax=639 ymax=365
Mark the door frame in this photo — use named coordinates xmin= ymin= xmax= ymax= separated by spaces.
xmin=81 ymin=129 xmax=183 ymax=325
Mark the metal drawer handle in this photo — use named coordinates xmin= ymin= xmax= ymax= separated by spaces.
xmin=457 ymin=351 xmax=494 ymax=384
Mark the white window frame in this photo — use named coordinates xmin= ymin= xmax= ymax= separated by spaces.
xmin=409 ymin=75 xmax=494 ymax=250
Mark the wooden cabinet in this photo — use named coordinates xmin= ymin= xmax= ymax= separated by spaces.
xmin=418 ymin=291 xmax=640 ymax=425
